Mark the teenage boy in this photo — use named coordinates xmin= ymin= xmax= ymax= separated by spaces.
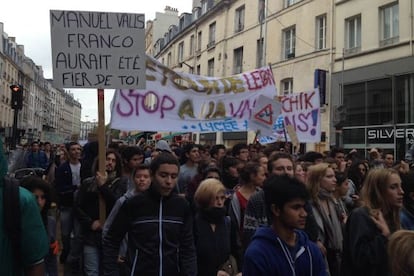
xmin=177 ymin=144 xmax=200 ymax=195
xmin=243 ymin=152 xmax=295 ymax=246
xmin=102 ymin=153 xmax=197 ymax=276
xmin=243 ymin=175 xmax=326 ymax=276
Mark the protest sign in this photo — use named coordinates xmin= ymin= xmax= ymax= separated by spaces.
xmin=250 ymin=95 xmax=282 ymax=137
xmin=110 ymin=56 xmax=276 ymax=132
xmin=50 ymin=10 xmax=146 ymax=89
xmin=261 ymin=89 xmax=321 ymax=143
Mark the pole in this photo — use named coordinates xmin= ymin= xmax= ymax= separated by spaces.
xmin=97 ymin=89 xmax=106 ymax=225
xmin=11 ymin=109 xmax=18 ymax=150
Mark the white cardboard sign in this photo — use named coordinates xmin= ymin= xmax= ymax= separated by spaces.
xmin=50 ymin=10 xmax=146 ymax=89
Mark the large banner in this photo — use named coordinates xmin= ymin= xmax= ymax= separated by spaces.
xmin=110 ymin=57 xmax=276 ymax=132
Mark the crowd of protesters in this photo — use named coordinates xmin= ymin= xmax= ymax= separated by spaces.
xmin=2 ymin=138 xmax=414 ymax=276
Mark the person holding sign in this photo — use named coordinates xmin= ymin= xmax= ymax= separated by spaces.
xmin=75 ymin=149 xmax=127 ymax=276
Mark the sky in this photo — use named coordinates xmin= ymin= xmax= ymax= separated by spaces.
xmin=0 ymin=0 xmax=192 ymax=124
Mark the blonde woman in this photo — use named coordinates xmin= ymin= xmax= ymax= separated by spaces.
xmin=388 ymin=230 xmax=414 ymax=276
xmin=194 ymin=178 xmax=240 ymax=276
xmin=342 ymin=168 xmax=404 ymax=276
xmin=307 ymin=163 xmax=343 ymax=276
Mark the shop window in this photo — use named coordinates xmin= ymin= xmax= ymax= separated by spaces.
xmin=396 ymin=74 xmax=414 ymax=124
xmin=343 ymin=128 xmax=365 ymax=145
xmin=343 ymin=82 xmax=365 ymax=126
xmin=367 ymin=78 xmax=392 ymax=125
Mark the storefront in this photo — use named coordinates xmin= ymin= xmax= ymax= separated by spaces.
xmin=331 ymin=57 xmax=414 ymax=160
xmin=199 ymin=132 xmax=217 ymax=145
xmin=222 ymin=131 xmax=248 ymax=148
xmin=342 ymin=125 xmax=414 ymax=160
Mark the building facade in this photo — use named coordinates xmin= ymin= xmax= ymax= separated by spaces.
xmin=331 ymin=0 xmax=414 ymax=160
xmin=0 ymin=22 xmax=82 ymax=147
xmin=150 ymin=0 xmax=334 ymax=150
xmin=146 ymin=6 xmax=181 ymax=57
xmin=147 ymin=0 xmax=414 ymax=157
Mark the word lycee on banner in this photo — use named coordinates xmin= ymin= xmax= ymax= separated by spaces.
xmin=50 ymin=10 xmax=146 ymax=89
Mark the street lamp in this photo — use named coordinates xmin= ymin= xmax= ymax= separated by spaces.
xmin=179 ymin=61 xmax=194 ymax=72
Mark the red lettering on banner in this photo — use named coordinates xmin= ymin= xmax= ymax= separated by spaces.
xmin=243 ymin=68 xmax=275 ymax=91
xmin=115 ymin=89 xmax=175 ymax=118
xmin=281 ymin=91 xmax=315 ymax=112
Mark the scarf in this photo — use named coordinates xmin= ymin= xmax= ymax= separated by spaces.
xmin=199 ymin=207 xmax=226 ymax=225
xmin=316 ymin=188 xmax=343 ymax=251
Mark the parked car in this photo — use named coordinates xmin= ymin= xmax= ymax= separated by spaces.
xmin=9 ymin=167 xmax=45 ymax=181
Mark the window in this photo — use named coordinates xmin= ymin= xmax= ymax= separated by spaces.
xmin=202 ymin=0 xmax=208 ymax=14
xmin=367 ymin=78 xmax=392 ymax=125
xmin=235 ymin=5 xmax=245 ymax=32
xmin=316 ymin=14 xmax=327 ymax=50
xmin=167 ymin=52 xmax=172 ymax=67
xmin=380 ymin=3 xmax=399 ymax=46
xmin=258 ymin=0 xmax=265 ymax=22
xmin=190 ymin=35 xmax=195 ymax=56
xmin=208 ymin=22 xmax=216 ymax=48
xmin=179 ymin=17 xmax=185 ymax=31
xmin=396 ymin=74 xmax=414 ymax=124
xmin=256 ymin=38 xmax=264 ymax=68
xmin=345 ymin=15 xmax=361 ymax=53
xmin=193 ymin=7 xmax=200 ymax=20
xmin=197 ymin=31 xmax=202 ymax=52
xmin=285 ymin=0 xmax=301 ymax=8
xmin=208 ymin=58 xmax=215 ymax=76
xmin=233 ymin=47 xmax=244 ymax=74
xmin=343 ymin=83 xmax=365 ymax=126
xmin=196 ymin=65 xmax=201 ymax=75
xmin=281 ymin=78 xmax=293 ymax=95
xmin=177 ymin=42 xmax=184 ymax=62
xmin=283 ymin=26 xmax=296 ymax=59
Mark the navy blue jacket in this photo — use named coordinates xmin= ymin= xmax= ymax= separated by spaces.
xmin=26 ymin=151 xmax=48 ymax=169
xmin=243 ymin=227 xmax=327 ymax=276
xmin=54 ymin=161 xmax=78 ymax=206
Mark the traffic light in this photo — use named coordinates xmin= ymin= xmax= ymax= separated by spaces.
xmin=10 ymin=84 xmax=23 ymax=110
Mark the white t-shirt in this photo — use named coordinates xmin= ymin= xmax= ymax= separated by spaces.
xmin=70 ymin=162 xmax=82 ymax=187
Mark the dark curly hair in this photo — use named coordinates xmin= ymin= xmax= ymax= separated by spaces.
xmin=20 ymin=176 xmax=52 ymax=228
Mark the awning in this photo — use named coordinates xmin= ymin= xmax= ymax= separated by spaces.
xmin=129 ymin=131 xmax=156 ymax=140
xmin=162 ymin=132 xmax=185 ymax=140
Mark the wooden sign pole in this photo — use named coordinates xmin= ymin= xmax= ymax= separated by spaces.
xmin=97 ymin=88 xmax=106 ymax=225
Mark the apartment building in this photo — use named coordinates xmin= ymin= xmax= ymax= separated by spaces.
xmin=151 ymin=0 xmax=333 ymax=150
xmin=146 ymin=6 xmax=181 ymax=57
xmin=0 ymin=22 xmax=82 ymax=146
xmin=331 ymin=0 xmax=414 ymax=160
xmin=0 ymin=23 xmax=22 ymax=130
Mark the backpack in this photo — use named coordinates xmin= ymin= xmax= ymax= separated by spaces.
xmin=3 ymin=176 xmax=21 ymax=274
